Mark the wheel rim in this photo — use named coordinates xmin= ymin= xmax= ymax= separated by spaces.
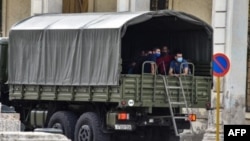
xmin=78 ymin=125 xmax=92 ymax=141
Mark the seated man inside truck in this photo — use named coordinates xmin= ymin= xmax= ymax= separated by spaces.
xmin=144 ymin=47 xmax=161 ymax=74
xmin=168 ymin=51 xmax=189 ymax=76
xmin=156 ymin=46 xmax=174 ymax=75
xmin=132 ymin=50 xmax=148 ymax=74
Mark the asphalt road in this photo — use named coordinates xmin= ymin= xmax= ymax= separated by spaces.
xmin=110 ymin=127 xmax=179 ymax=141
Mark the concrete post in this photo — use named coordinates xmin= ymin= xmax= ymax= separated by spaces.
xmin=0 ymin=103 xmax=21 ymax=132
xmin=203 ymin=0 xmax=249 ymax=140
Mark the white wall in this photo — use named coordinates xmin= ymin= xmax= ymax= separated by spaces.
xmin=117 ymin=0 xmax=150 ymax=12
xmin=223 ymin=0 xmax=249 ymax=124
xmin=31 ymin=0 xmax=62 ymax=16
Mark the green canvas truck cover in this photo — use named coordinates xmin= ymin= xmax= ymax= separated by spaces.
xmin=8 ymin=10 xmax=212 ymax=86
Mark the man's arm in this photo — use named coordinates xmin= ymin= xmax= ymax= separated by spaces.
xmin=181 ymin=61 xmax=189 ymax=75
xmin=168 ymin=67 xmax=174 ymax=76
xmin=151 ymin=63 xmax=155 ymax=74
xmin=168 ymin=61 xmax=175 ymax=76
xmin=182 ymin=67 xmax=189 ymax=75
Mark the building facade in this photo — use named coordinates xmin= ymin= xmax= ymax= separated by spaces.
xmin=1 ymin=0 xmax=212 ymax=36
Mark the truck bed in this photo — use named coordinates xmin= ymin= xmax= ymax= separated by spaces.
xmin=9 ymin=74 xmax=212 ymax=108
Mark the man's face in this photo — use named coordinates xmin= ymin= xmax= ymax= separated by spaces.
xmin=175 ymin=53 xmax=183 ymax=59
xmin=161 ymin=47 xmax=168 ymax=53
xmin=155 ymin=49 xmax=161 ymax=54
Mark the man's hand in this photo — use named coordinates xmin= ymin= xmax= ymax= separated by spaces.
xmin=174 ymin=74 xmax=180 ymax=77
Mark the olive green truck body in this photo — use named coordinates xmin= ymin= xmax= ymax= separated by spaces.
xmin=1 ymin=10 xmax=213 ymax=141
xmin=9 ymin=75 xmax=211 ymax=108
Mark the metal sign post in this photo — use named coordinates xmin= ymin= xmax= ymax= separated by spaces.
xmin=216 ymin=76 xmax=220 ymax=141
xmin=212 ymin=53 xmax=230 ymax=141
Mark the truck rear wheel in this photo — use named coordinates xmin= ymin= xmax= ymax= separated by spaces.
xmin=48 ymin=111 xmax=77 ymax=140
xmin=74 ymin=112 xmax=110 ymax=141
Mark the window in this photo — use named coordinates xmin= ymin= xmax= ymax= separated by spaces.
xmin=150 ymin=0 xmax=168 ymax=11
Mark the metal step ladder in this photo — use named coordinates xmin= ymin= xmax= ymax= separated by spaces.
xmin=160 ymin=75 xmax=193 ymax=136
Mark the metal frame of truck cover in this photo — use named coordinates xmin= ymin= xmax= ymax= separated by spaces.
xmin=6 ymin=10 xmax=213 ymax=137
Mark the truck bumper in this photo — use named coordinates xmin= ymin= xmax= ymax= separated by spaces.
xmin=106 ymin=112 xmax=190 ymax=131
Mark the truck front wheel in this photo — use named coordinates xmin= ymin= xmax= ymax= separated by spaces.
xmin=74 ymin=112 xmax=110 ymax=141
xmin=48 ymin=111 xmax=77 ymax=140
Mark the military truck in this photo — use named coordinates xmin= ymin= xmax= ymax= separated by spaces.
xmin=3 ymin=10 xmax=212 ymax=141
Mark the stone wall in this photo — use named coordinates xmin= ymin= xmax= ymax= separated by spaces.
xmin=0 ymin=132 xmax=71 ymax=141
xmin=0 ymin=113 xmax=20 ymax=131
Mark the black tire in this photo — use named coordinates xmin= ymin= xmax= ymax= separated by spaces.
xmin=74 ymin=112 xmax=110 ymax=141
xmin=48 ymin=111 xmax=77 ymax=140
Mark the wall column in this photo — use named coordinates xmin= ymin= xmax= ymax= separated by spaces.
xmin=202 ymin=0 xmax=249 ymax=140
xmin=117 ymin=0 xmax=150 ymax=12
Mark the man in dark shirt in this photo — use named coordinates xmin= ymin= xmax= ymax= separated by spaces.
xmin=133 ymin=50 xmax=148 ymax=74
xmin=156 ymin=46 xmax=174 ymax=75
xmin=144 ymin=47 xmax=161 ymax=74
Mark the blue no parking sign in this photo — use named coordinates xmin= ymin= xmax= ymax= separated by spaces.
xmin=213 ymin=53 xmax=230 ymax=77
xmin=213 ymin=53 xmax=231 ymax=141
